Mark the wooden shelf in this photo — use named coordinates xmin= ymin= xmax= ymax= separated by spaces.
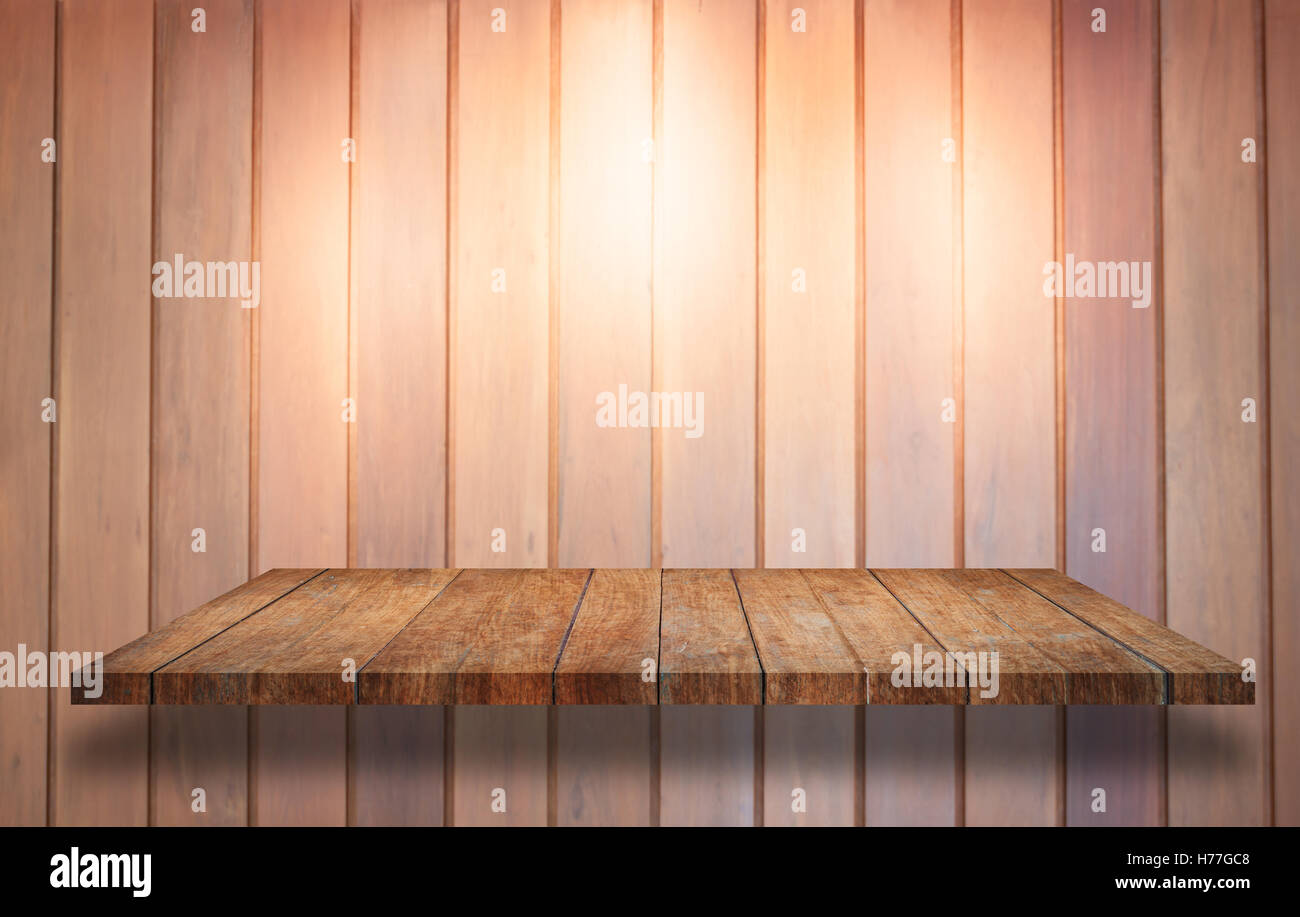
xmin=74 ymin=568 xmax=1252 ymax=706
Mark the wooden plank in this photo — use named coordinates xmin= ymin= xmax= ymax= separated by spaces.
xmin=1266 ymin=0 xmax=1300 ymax=827
xmin=150 ymin=0 xmax=255 ymax=827
xmin=554 ymin=568 xmax=659 ymax=704
xmin=732 ymin=569 xmax=866 ymax=704
xmin=1007 ymin=569 xmax=1250 ymax=704
xmin=450 ymin=0 xmax=553 ymax=833
xmin=861 ymin=0 xmax=960 ymax=827
xmin=803 ymin=568 xmax=965 ymax=704
xmin=361 ymin=568 xmax=588 ymax=704
xmin=1060 ymin=0 xmax=1163 ymax=828
xmin=658 ymin=0 xmax=756 ymax=567
xmin=763 ymin=0 xmax=856 ymax=567
xmin=555 ymin=0 xmax=654 ymax=828
xmin=155 ymin=569 xmax=459 ymax=703
xmin=1161 ymin=0 xmax=1267 ymax=826
xmin=659 ymin=569 xmax=762 ymax=705
xmin=764 ymin=706 xmax=856 ymax=826
xmin=451 ymin=705 xmax=547 ymax=826
xmin=349 ymin=705 xmax=444 ymax=826
xmin=874 ymin=569 xmax=1164 ymax=704
xmin=51 ymin=0 xmax=153 ymax=826
xmin=660 ymin=706 xmax=755 ymax=826
xmin=356 ymin=0 xmax=447 ymax=568
xmin=453 ymin=0 xmax=549 ymax=569
xmin=961 ymin=0 xmax=1059 ymax=826
xmin=255 ymin=0 xmax=352 ymax=827
xmin=0 ymin=0 xmax=54 ymax=827
xmin=74 ymin=568 xmax=322 ymax=704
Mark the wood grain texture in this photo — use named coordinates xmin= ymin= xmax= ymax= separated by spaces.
xmin=74 ymin=568 xmax=322 ymax=704
xmin=1266 ymin=0 xmax=1300 ymax=827
xmin=554 ymin=568 xmax=659 ymax=703
xmin=1008 ymin=569 xmax=1250 ymax=704
xmin=451 ymin=705 xmax=547 ymax=826
xmin=1161 ymin=0 xmax=1267 ymax=826
xmin=660 ymin=706 xmax=755 ymax=826
xmin=351 ymin=0 xmax=449 ymax=827
xmin=0 ymin=0 xmax=53 ymax=827
xmin=155 ymin=569 xmax=458 ymax=703
xmin=356 ymin=0 xmax=447 ymax=568
xmin=763 ymin=0 xmax=856 ymax=567
xmin=151 ymin=0 xmax=255 ymax=827
xmin=453 ymin=0 xmax=549 ymax=568
xmin=349 ymin=705 xmax=444 ymax=826
xmin=255 ymin=0 xmax=352 ymax=827
xmin=733 ymin=568 xmax=867 ymax=704
xmin=52 ymin=0 xmax=153 ymax=826
xmin=876 ymin=569 xmax=1164 ymax=704
xmin=862 ymin=0 xmax=960 ymax=827
xmin=659 ymin=569 xmax=762 ymax=705
xmin=658 ymin=0 xmax=756 ymax=567
xmin=361 ymin=568 xmax=587 ymax=704
xmin=961 ymin=0 xmax=1059 ymax=827
xmin=554 ymin=0 xmax=655 ymax=828
xmin=1060 ymin=0 xmax=1163 ymax=828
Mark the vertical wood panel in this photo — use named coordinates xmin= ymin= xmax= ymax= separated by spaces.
xmin=52 ymin=0 xmax=153 ymax=826
xmin=1061 ymin=0 xmax=1162 ymax=826
xmin=961 ymin=0 xmax=1059 ymax=826
xmin=555 ymin=0 xmax=654 ymax=827
xmin=451 ymin=0 xmax=553 ymax=826
xmin=655 ymin=0 xmax=757 ymax=827
xmin=1162 ymin=0 xmax=1267 ymax=826
xmin=351 ymin=0 xmax=448 ymax=828
xmin=0 ymin=0 xmax=54 ymax=827
xmin=151 ymin=0 xmax=254 ymax=828
xmin=1266 ymin=0 xmax=1300 ymax=827
xmin=861 ymin=0 xmax=958 ymax=827
xmin=254 ymin=0 xmax=351 ymax=826
xmin=762 ymin=0 xmax=857 ymax=827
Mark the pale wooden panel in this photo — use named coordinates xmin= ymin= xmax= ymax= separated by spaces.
xmin=351 ymin=0 xmax=449 ymax=829
xmin=51 ymin=0 xmax=152 ymax=826
xmin=555 ymin=705 xmax=652 ymax=827
xmin=764 ymin=706 xmax=855 ymax=827
xmin=763 ymin=0 xmax=856 ymax=568
xmin=151 ymin=0 xmax=254 ymax=828
xmin=961 ymin=0 xmax=1058 ymax=826
xmin=350 ymin=706 xmax=444 ymax=826
xmin=862 ymin=0 xmax=958 ymax=827
xmin=655 ymin=0 xmax=757 ymax=827
xmin=453 ymin=0 xmax=548 ymax=568
xmin=1162 ymin=0 xmax=1267 ymax=826
xmin=1267 ymin=0 xmax=1300 ymax=827
xmin=0 ymin=0 xmax=53 ymax=827
xmin=762 ymin=0 xmax=858 ymax=828
xmin=556 ymin=0 xmax=653 ymax=566
xmin=1061 ymin=0 xmax=1162 ymax=826
xmin=660 ymin=706 xmax=755 ymax=826
xmin=255 ymin=0 xmax=351 ymax=827
xmin=451 ymin=706 xmax=547 ymax=826
xmin=555 ymin=0 xmax=654 ymax=827
xmin=451 ymin=0 xmax=553 ymax=829
xmin=658 ymin=0 xmax=756 ymax=567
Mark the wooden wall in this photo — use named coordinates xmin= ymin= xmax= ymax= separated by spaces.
xmin=0 ymin=0 xmax=1291 ymax=826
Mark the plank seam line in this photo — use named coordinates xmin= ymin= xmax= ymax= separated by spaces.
xmin=866 ymin=570 xmax=970 ymax=705
xmin=728 ymin=569 xmax=765 ymax=705
xmin=655 ymin=568 xmax=663 ymax=703
xmin=353 ymin=568 xmax=466 ymax=702
xmin=550 ymin=568 xmax=596 ymax=704
xmin=798 ymin=569 xmax=870 ymax=703
xmin=1000 ymin=569 xmax=1172 ymax=705
xmin=143 ymin=569 xmax=330 ymax=702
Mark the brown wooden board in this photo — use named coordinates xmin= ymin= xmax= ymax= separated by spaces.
xmin=659 ymin=569 xmax=762 ymax=705
xmin=554 ymin=569 xmax=660 ymax=704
